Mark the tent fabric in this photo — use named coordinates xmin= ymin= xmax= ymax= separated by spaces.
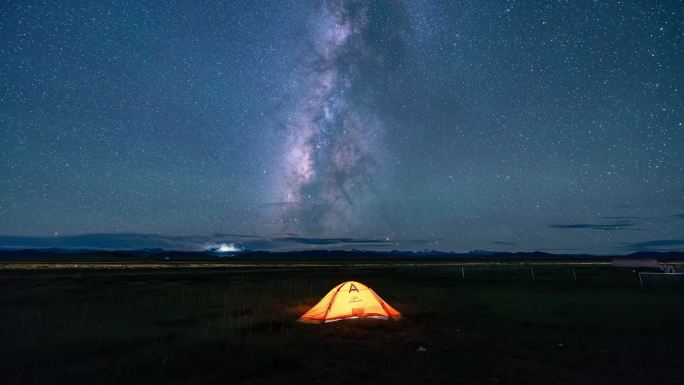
xmin=299 ymin=281 xmax=401 ymax=323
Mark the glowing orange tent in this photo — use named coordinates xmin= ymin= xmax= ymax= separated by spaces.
xmin=299 ymin=281 xmax=401 ymax=323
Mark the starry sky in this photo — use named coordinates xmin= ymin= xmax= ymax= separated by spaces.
xmin=1 ymin=0 xmax=682 ymax=254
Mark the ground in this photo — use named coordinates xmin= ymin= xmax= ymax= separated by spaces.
xmin=1 ymin=262 xmax=683 ymax=384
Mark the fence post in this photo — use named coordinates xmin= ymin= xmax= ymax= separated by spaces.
xmin=638 ymin=272 xmax=644 ymax=287
xmin=530 ymin=267 xmax=535 ymax=281
xmin=572 ymin=268 xmax=577 ymax=283
xmin=461 ymin=267 xmax=465 ymax=279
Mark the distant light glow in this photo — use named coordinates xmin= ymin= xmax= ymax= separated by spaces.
xmin=206 ymin=243 xmax=243 ymax=253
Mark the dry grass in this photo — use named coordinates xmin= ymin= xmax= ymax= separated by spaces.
xmin=0 ymin=264 xmax=683 ymax=385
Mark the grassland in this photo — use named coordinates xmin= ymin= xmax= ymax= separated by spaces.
xmin=1 ymin=262 xmax=683 ymax=384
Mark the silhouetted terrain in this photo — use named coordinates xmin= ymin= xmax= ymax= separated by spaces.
xmin=1 ymin=263 xmax=683 ymax=385
xmin=1 ymin=248 xmax=683 ymax=263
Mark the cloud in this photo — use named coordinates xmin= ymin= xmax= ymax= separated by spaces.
xmin=258 ymin=202 xmax=298 ymax=209
xmin=235 ymin=236 xmax=398 ymax=251
xmin=205 ymin=243 xmax=244 ymax=253
xmin=0 ymin=233 xmax=397 ymax=252
xmin=0 ymin=233 xmax=202 ymax=251
xmin=535 ymin=247 xmax=584 ymax=252
xmin=549 ymin=222 xmax=636 ymax=231
xmin=621 ymin=239 xmax=684 ymax=251
xmin=0 ymin=233 xmax=249 ymax=252
xmin=491 ymin=241 xmax=517 ymax=246
xmin=279 ymin=237 xmax=389 ymax=245
xmin=211 ymin=233 xmax=262 ymax=239
xmin=602 ymin=216 xmax=642 ymax=220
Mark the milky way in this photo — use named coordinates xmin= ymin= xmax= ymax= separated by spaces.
xmin=1 ymin=1 xmax=682 ymax=253
xmin=275 ymin=1 xmax=382 ymax=235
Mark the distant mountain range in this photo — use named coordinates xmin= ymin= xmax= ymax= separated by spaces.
xmin=0 ymin=247 xmax=682 ymax=262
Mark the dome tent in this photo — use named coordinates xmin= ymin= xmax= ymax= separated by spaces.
xmin=299 ymin=281 xmax=401 ymax=323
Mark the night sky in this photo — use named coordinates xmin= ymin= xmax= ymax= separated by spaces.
xmin=1 ymin=1 xmax=682 ymax=254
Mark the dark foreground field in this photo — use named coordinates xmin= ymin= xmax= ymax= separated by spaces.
xmin=1 ymin=263 xmax=683 ymax=385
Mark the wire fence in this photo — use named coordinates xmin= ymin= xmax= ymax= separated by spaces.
xmin=638 ymin=272 xmax=684 ymax=287
xmin=404 ymin=264 xmax=669 ymax=287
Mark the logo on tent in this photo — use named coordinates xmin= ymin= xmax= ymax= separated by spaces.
xmin=349 ymin=295 xmax=362 ymax=303
xmin=349 ymin=283 xmax=359 ymax=293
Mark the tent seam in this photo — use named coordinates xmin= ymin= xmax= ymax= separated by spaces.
xmin=321 ymin=282 xmax=345 ymax=321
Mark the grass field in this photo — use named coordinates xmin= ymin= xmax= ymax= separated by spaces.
xmin=1 ymin=263 xmax=683 ymax=384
